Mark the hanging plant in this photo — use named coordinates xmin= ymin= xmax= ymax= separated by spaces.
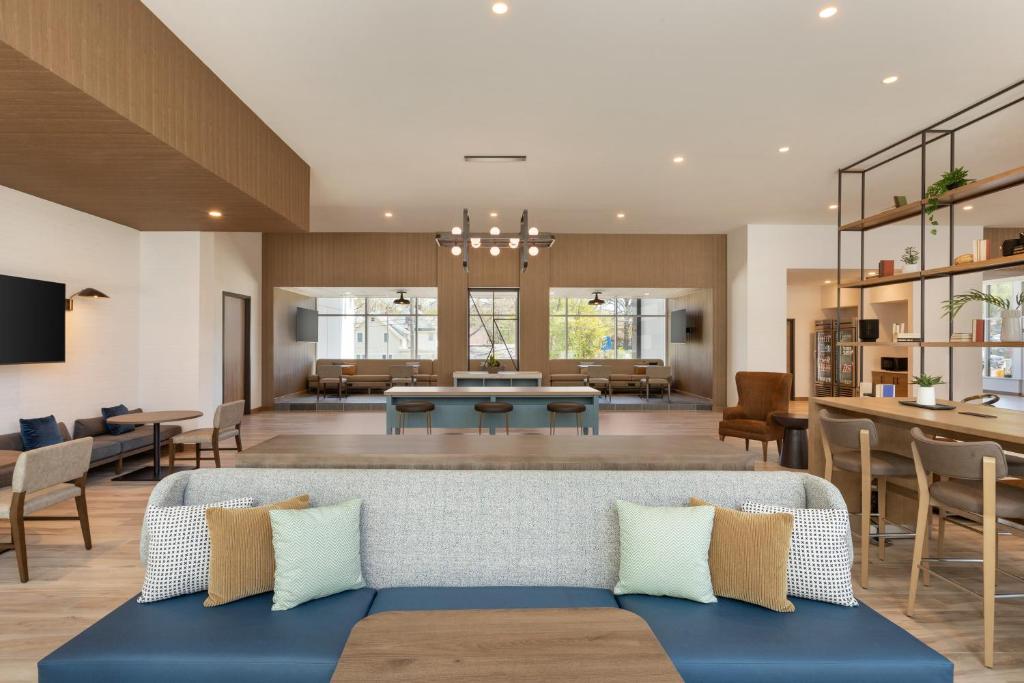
xmin=924 ymin=166 xmax=972 ymax=234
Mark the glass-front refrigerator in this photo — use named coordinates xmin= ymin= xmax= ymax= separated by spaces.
xmin=813 ymin=320 xmax=857 ymax=396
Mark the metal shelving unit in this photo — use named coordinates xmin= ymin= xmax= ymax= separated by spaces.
xmin=835 ymin=79 xmax=1024 ymax=398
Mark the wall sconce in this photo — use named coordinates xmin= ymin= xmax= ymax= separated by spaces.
xmin=66 ymin=288 xmax=109 ymax=311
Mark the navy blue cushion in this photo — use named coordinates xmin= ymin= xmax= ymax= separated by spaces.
xmin=101 ymin=404 xmax=135 ymax=435
xmin=617 ymin=594 xmax=952 ymax=683
xmin=369 ymin=586 xmax=618 ymax=614
xmin=38 ymin=589 xmax=376 ymax=683
xmin=19 ymin=415 xmax=62 ymax=450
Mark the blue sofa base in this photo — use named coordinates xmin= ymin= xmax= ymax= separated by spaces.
xmin=40 ymin=587 xmax=952 ymax=683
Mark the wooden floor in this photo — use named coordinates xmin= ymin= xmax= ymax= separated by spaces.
xmin=1 ymin=407 xmax=1022 ymax=681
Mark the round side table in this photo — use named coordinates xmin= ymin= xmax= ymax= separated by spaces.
xmin=773 ymin=413 xmax=809 ymax=469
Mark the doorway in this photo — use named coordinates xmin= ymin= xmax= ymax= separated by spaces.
xmin=786 ymin=318 xmax=796 ymax=400
xmin=223 ymin=292 xmax=251 ymax=414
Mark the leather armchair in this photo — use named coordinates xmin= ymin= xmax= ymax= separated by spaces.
xmin=718 ymin=372 xmax=792 ymax=461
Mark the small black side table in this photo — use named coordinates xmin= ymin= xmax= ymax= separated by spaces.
xmin=773 ymin=413 xmax=809 ymax=469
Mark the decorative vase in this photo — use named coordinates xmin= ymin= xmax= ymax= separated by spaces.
xmin=1001 ymin=310 xmax=1023 ymax=342
xmin=902 ymin=262 xmax=919 ymax=272
xmin=916 ymin=386 xmax=936 ymax=406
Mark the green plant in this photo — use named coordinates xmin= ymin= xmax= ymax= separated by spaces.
xmin=941 ymin=288 xmax=1024 ymax=318
xmin=900 ymin=246 xmax=919 ymax=265
xmin=924 ymin=166 xmax=971 ymax=234
xmin=484 ymin=353 xmax=501 ymax=368
xmin=910 ymin=373 xmax=945 ymax=388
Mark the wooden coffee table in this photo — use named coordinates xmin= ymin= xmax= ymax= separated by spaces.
xmin=332 ymin=607 xmax=682 ymax=681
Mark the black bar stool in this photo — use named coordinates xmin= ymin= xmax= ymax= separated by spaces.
xmin=395 ymin=401 xmax=434 ymax=434
xmin=547 ymin=402 xmax=585 ymax=435
xmin=474 ymin=402 xmax=513 ymax=435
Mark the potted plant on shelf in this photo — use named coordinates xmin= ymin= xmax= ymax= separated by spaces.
xmin=942 ymin=289 xmax=1024 ymax=342
xmin=910 ymin=373 xmax=945 ymax=406
xmin=900 ymin=246 xmax=920 ymax=272
xmin=482 ymin=353 xmax=502 ymax=373
xmin=924 ymin=166 xmax=972 ymax=234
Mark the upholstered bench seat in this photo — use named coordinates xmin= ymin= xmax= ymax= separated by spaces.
xmin=368 ymin=586 xmax=618 ymax=614
xmin=617 ymin=594 xmax=953 ymax=683
xmin=38 ymin=588 xmax=376 ymax=683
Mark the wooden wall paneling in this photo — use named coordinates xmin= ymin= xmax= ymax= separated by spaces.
xmin=519 ymin=248 xmax=551 ymax=381
xmin=711 ymin=235 xmax=728 ymax=406
xmin=0 ymin=0 xmax=309 ymax=232
xmin=272 ymin=289 xmax=316 ymax=397
xmin=262 ymin=233 xmax=437 ymax=287
xmin=466 ymin=248 xmax=521 ymax=289
xmin=668 ymin=289 xmax=714 ymax=399
xmin=436 ymin=246 xmax=469 ymax=385
xmin=549 ymin=235 xmax=723 ymax=289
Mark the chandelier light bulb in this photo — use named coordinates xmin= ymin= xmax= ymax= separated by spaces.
xmin=451 ymin=245 xmax=462 ymax=256
xmin=509 ymin=237 xmax=520 ymax=248
xmin=490 ymin=226 xmax=501 ymax=236
xmin=471 ymin=237 xmax=481 ymax=248
xmin=528 ymin=246 xmax=540 ymax=256
xmin=489 ymin=246 xmax=501 ymax=256
xmin=451 ymin=226 xmax=462 ymax=235
xmin=528 ymin=226 xmax=539 ymax=236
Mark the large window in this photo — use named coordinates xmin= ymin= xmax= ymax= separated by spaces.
xmin=549 ymin=296 xmax=667 ymax=360
xmin=469 ymin=289 xmax=519 ymax=365
xmin=316 ymin=296 xmax=437 ymax=360
xmin=984 ymin=278 xmax=1021 ymax=379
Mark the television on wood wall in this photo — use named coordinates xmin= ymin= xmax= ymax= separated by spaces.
xmin=670 ymin=309 xmax=689 ymax=343
xmin=0 ymin=274 xmax=66 ymax=364
xmin=295 ymin=307 xmax=318 ymax=343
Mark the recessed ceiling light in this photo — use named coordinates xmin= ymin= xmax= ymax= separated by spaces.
xmin=672 ymin=156 xmax=685 ymax=164
xmin=208 ymin=210 xmax=222 ymax=218
xmin=828 ymin=204 xmax=838 ymax=210
xmin=643 ymin=292 xmax=651 ymax=296
xmin=818 ymin=6 xmax=838 ymax=19
xmin=384 ymin=211 xmax=393 ymax=218
xmin=490 ymin=211 xmax=498 ymax=217
xmin=492 ymin=2 xmax=508 ymax=15
xmin=882 ymin=75 xmax=899 ymax=85
xmin=963 ymin=205 xmax=974 ymax=211
xmin=616 ymin=212 xmax=626 ymax=219
xmin=825 ymin=280 xmax=832 ymax=284
xmin=778 ymin=146 xmax=790 ymax=153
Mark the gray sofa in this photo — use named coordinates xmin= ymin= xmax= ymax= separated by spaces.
xmin=39 ymin=469 xmax=952 ymax=683
xmin=0 ymin=410 xmax=181 ymax=487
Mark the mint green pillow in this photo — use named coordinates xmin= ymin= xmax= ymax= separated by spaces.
xmin=613 ymin=499 xmax=716 ymax=603
xmin=269 ymin=500 xmax=365 ymax=611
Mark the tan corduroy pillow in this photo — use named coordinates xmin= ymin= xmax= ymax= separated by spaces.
xmin=690 ymin=497 xmax=795 ymax=613
xmin=204 ymin=494 xmax=310 ymax=607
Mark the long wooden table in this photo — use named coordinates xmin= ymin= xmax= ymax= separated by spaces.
xmin=238 ymin=434 xmax=757 ymax=470
xmin=331 ymin=608 xmax=682 ymax=682
xmin=384 ymin=386 xmax=601 ymax=435
xmin=809 ymin=396 xmax=1024 ymax=523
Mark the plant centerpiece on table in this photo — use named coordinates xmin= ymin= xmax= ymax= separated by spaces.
xmin=924 ymin=166 xmax=972 ymax=234
xmin=482 ymin=353 xmax=502 ymax=373
xmin=900 ymin=246 xmax=920 ymax=272
xmin=910 ymin=373 xmax=945 ymax=406
xmin=942 ymin=289 xmax=1024 ymax=342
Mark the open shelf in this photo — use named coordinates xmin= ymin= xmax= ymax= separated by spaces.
xmin=840 ymin=252 xmax=1024 ymax=289
xmin=840 ymin=340 xmax=1024 ymax=348
xmin=838 ymin=341 xmax=920 ymax=347
xmin=840 ymin=165 xmax=1024 ymax=233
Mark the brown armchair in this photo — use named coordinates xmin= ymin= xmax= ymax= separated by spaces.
xmin=718 ymin=372 xmax=792 ymax=461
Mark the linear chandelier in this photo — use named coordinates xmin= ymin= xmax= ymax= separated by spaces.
xmin=435 ymin=209 xmax=555 ymax=272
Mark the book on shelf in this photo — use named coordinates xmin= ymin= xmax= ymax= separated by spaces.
xmin=950 ymin=332 xmax=974 ymax=342
xmin=974 ymin=319 xmax=986 ymax=343
xmin=972 ymin=239 xmax=993 ymax=262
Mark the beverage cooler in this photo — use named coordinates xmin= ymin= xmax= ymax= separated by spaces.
xmin=813 ymin=319 xmax=858 ymax=397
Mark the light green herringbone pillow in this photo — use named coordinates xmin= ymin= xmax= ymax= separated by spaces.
xmin=613 ymin=500 xmax=717 ymax=603
xmin=269 ymin=500 xmax=365 ymax=611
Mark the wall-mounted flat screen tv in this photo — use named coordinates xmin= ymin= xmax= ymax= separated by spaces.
xmin=0 ymin=274 xmax=66 ymax=364
xmin=296 ymin=307 xmax=318 ymax=342
xmin=670 ymin=308 xmax=688 ymax=343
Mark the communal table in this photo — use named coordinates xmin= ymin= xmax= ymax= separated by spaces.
xmin=452 ymin=370 xmax=543 ymax=387
xmin=384 ymin=386 xmax=601 ymax=435
xmin=331 ymin=608 xmax=682 ymax=682
xmin=108 ymin=410 xmax=202 ymax=481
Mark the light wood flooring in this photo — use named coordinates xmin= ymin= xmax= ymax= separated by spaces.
xmin=1 ymin=408 xmax=1022 ymax=681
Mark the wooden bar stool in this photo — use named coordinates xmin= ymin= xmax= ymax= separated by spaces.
xmin=547 ymin=402 xmax=585 ymax=435
xmin=818 ymin=409 xmax=917 ymax=589
xmin=475 ymin=402 xmax=513 ymax=435
xmin=395 ymin=401 xmax=434 ymax=434
xmin=907 ymin=427 xmax=1024 ymax=668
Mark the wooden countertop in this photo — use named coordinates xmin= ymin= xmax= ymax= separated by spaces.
xmin=813 ymin=396 xmax=1024 ymax=446
xmin=385 ymin=386 xmax=600 ymax=397
xmin=238 ymin=434 xmax=756 ymax=471
xmin=332 ymin=608 xmax=682 ymax=682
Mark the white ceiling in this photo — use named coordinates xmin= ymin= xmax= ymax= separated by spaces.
xmin=143 ymin=0 xmax=1024 ymax=234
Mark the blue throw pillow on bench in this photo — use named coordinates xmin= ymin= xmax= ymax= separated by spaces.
xmin=102 ymin=404 xmax=136 ymax=435
xmin=19 ymin=415 xmax=63 ymax=450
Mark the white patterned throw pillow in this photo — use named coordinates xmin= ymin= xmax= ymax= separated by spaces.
xmin=741 ymin=503 xmax=857 ymax=607
xmin=139 ymin=498 xmax=254 ymax=603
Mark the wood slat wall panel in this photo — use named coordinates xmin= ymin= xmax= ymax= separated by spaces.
xmin=668 ymin=289 xmax=714 ymax=399
xmin=272 ymin=289 xmax=316 ymax=397
xmin=0 ymin=0 xmax=309 ymax=232
xmin=436 ymin=247 xmax=469 ymax=385
xmin=519 ymin=248 xmax=551 ymax=381
xmin=550 ymin=234 xmax=724 ymax=288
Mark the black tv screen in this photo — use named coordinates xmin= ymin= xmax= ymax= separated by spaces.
xmin=296 ymin=307 xmax=318 ymax=342
xmin=670 ymin=309 xmax=688 ymax=343
xmin=0 ymin=274 xmax=66 ymax=364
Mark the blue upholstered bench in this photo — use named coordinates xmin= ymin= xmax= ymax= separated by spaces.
xmin=617 ymin=594 xmax=953 ymax=683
